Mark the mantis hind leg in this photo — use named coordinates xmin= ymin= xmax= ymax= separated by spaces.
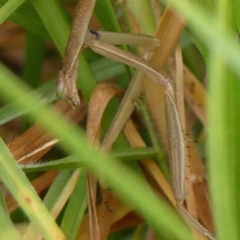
xmin=165 ymin=89 xmax=215 ymax=240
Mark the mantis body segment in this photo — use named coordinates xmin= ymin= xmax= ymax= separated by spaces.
xmin=56 ymin=0 xmax=97 ymax=106
xmin=57 ymin=1 xmax=215 ymax=239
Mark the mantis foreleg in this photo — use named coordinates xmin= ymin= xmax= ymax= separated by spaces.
xmin=57 ymin=0 xmax=97 ymax=107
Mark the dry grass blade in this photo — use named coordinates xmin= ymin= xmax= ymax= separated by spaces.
xmin=183 ymin=65 xmax=207 ymax=126
xmin=7 ymin=99 xmax=87 ymax=164
xmin=87 ymin=83 xmax=124 ymax=145
xmin=86 ymin=82 xmax=124 ymax=240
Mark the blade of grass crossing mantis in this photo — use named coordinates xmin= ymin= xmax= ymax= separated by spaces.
xmin=208 ymin=1 xmax=239 ymax=240
xmin=0 ymin=0 xmax=214 ymax=237
xmin=0 ymin=62 xmax=192 ymax=240
xmin=0 ymin=80 xmax=56 ymax=125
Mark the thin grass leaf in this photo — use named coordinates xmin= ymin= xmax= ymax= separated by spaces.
xmin=94 ymin=0 xmax=132 ymax=79
xmin=137 ymin=98 xmax=169 ymax=177
xmin=95 ymin=0 xmax=122 ymax=32
xmin=90 ymin=58 xmax=125 ymax=82
xmin=123 ymin=0 xmax=156 ymax=35
xmin=20 ymin=147 xmax=158 ymax=172
xmin=31 ymin=0 xmax=70 ymax=55
xmin=0 ymin=0 xmax=25 ymax=23
xmin=207 ymin=1 xmax=240 ymax=239
xmin=0 ymin=188 xmax=22 ymax=240
xmin=43 ymin=170 xmax=75 ymax=209
xmin=2 ymin=0 xmax=50 ymax=38
xmin=0 ymin=187 xmax=7 ymax=214
xmin=61 ymin=169 xmax=88 ymax=240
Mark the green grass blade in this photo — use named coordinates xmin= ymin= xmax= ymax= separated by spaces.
xmin=31 ymin=0 xmax=70 ymax=55
xmin=20 ymin=147 xmax=158 ymax=172
xmin=2 ymin=0 xmax=50 ymax=38
xmin=90 ymin=58 xmax=125 ymax=82
xmin=77 ymin=56 xmax=97 ymax=101
xmin=61 ymin=169 xmax=88 ymax=240
xmin=0 ymin=187 xmax=8 ymax=214
xmin=43 ymin=170 xmax=76 ymax=208
xmin=208 ymin=1 xmax=240 ymax=239
xmin=95 ymin=0 xmax=122 ymax=32
xmin=0 ymin=188 xmax=22 ymax=240
xmin=94 ymin=0 xmax=132 ymax=79
xmin=0 ymin=0 xmax=25 ymax=23
xmin=24 ymin=31 xmax=45 ymax=88
xmin=164 ymin=0 xmax=240 ymax=79
xmin=0 ymin=138 xmax=65 ymax=240
xmin=0 ymin=80 xmax=56 ymax=125
xmin=124 ymin=0 xmax=156 ymax=35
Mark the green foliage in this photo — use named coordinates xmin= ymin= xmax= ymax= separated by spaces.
xmin=0 ymin=0 xmax=239 ymax=239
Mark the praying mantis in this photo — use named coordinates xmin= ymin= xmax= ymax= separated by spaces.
xmin=57 ymin=0 xmax=215 ymax=239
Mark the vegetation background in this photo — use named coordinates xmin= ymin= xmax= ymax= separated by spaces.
xmin=0 ymin=0 xmax=239 ymax=240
